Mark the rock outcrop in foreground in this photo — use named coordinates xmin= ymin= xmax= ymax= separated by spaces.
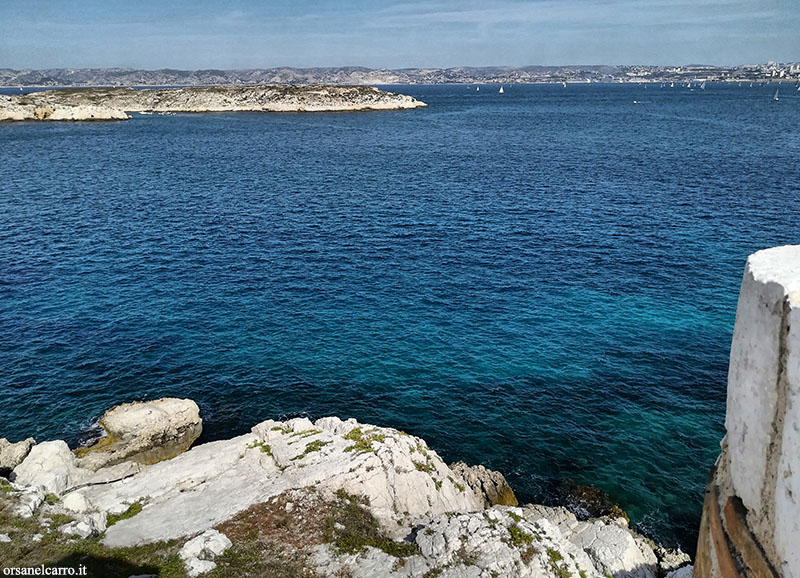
xmin=0 ymin=398 xmax=688 ymax=578
xmin=695 ymin=246 xmax=800 ymax=578
xmin=0 ymin=85 xmax=427 ymax=121
xmin=75 ymin=397 xmax=202 ymax=471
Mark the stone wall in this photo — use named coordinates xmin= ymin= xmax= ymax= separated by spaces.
xmin=696 ymin=245 xmax=800 ymax=578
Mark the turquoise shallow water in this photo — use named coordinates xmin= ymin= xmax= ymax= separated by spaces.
xmin=1 ymin=83 xmax=798 ymax=550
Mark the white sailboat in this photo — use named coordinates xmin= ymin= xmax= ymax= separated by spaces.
xmin=773 ymin=88 xmax=780 ymax=101
xmin=499 ymin=86 xmax=504 ymax=94
xmin=476 ymin=86 xmax=479 ymax=92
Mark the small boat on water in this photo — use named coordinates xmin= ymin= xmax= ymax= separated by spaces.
xmin=562 ymin=81 xmax=567 ymax=88
xmin=499 ymin=86 xmax=504 ymax=94
xmin=476 ymin=86 xmax=479 ymax=92
xmin=773 ymin=88 xmax=780 ymax=102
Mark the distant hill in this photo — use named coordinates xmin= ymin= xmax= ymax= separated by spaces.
xmin=1 ymin=63 xmax=798 ymax=87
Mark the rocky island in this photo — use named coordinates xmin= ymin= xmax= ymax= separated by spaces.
xmin=0 ymin=85 xmax=427 ymax=122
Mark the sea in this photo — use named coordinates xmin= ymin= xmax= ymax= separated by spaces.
xmin=1 ymin=83 xmax=798 ymax=552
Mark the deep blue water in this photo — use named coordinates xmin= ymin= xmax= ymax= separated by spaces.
xmin=1 ymin=84 xmax=799 ymax=550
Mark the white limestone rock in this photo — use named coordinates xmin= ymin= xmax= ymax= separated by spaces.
xmin=0 ymin=96 xmax=129 ymax=122
xmin=85 ymin=510 xmax=108 ymax=533
xmin=0 ymin=437 xmax=35 ymax=475
xmin=48 ymin=105 xmax=130 ymax=121
xmin=59 ymin=520 xmax=96 ymax=539
xmin=77 ymin=461 xmax=142 ymax=486
xmin=77 ymin=397 xmax=202 ymax=471
xmin=313 ymin=504 xmax=662 ymax=578
xmin=56 ymin=510 xmax=107 ymax=539
xmin=0 ymin=533 xmax=11 ymax=543
xmin=180 ymin=529 xmax=232 ymax=560
xmin=449 ymin=461 xmax=518 ymax=507
xmin=179 ymin=529 xmax=232 ymax=577
xmin=62 ymin=491 xmax=94 ymax=513
xmin=183 ymin=559 xmax=217 ymax=577
xmin=82 ymin=416 xmax=481 ymax=547
xmin=656 ymin=546 xmax=692 ymax=574
xmin=569 ymin=519 xmax=657 ymax=578
xmin=13 ymin=487 xmax=46 ymax=518
xmin=11 ymin=441 xmax=81 ymax=495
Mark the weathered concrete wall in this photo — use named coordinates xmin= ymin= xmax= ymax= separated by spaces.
xmin=696 ymin=245 xmax=800 ymax=578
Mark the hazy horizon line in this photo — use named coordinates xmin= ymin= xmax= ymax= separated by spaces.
xmin=2 ymin=61 xmax=798 ymax=72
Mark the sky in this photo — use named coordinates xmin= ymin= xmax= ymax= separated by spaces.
xmin=0 ymin=0 xmax=798 ymax=70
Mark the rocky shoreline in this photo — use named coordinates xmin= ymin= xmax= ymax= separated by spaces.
xmin=0 ymin=85 xmax=427 ymax=121
xmin=0 ymin=398 xmax=691 ymax=578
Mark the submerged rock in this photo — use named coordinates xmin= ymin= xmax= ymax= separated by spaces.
xmin=556 ymin=481 xmax=631 ymax=524
xmin=76 ymin=397 xmax=202 ymax=471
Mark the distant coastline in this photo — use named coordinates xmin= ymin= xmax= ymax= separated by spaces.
xmin=1 ymin=62 xmax=799 ymax=88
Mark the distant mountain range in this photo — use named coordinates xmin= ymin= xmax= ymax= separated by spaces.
xmin=1 ymin=63 xmax=798 ymax=87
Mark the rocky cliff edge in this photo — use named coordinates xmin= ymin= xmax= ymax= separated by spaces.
xmin=0 ymin=398 xmax=689 ymax=578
